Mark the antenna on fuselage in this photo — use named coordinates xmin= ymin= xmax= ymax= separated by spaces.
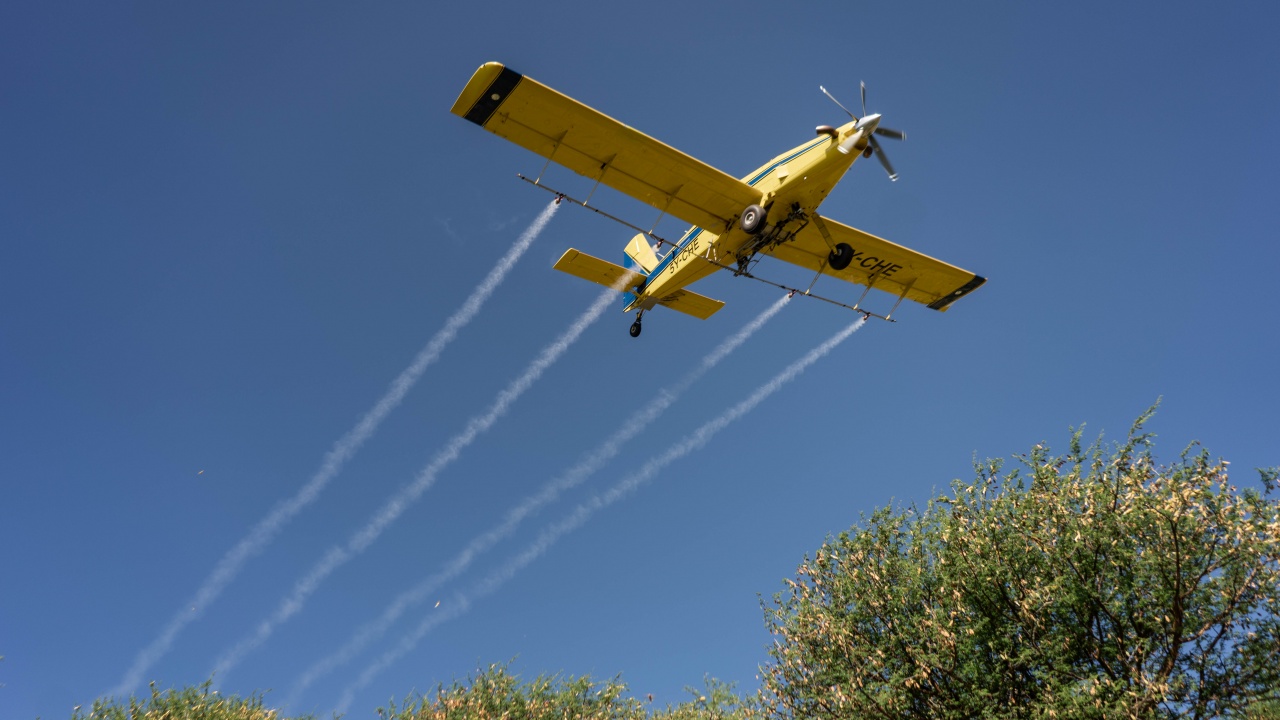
xmin=819 ymin=82 xmax=906 ymax=181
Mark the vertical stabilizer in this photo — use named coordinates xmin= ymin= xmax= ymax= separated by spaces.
xmin=622 ymin=233 xmax=659 ymax=310
xmin=623 ymin=233 xmax=660 ymax=274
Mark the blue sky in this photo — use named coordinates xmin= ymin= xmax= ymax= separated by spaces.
xmin=3 ymin=2 xmax=1278 ymax=718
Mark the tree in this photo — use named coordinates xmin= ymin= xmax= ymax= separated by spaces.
xmin=382 ymin=663 xmax=761 ymax=720
xmin=70 ymin=670 xmax=759 ymax=720
xmin=761 ymin=410 xmax=1280 ymax=719
xmin=72 ymin=680 xmax=299 ymax=720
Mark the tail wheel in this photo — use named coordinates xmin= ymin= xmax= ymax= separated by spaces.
xmin=740 ymin=204 xmax=767 ymax=234
xmin=629 ymin=321 xmax=642 ymax=338
xmin=828 ymin=242 xmax=854 ymax=271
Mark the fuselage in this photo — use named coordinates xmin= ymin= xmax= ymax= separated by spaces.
xmin=626 ymin=119 xmax=869 ymax=312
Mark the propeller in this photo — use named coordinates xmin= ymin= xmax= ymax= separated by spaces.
xmin=820 ymin=84 xmax=858 ymax=120
xmin=819 ymin=81 xmax=906 ymax=181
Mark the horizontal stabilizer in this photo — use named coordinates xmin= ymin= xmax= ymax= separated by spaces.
xmin=553 ymin=249 xmax=724 ymax=319
xmin=553 ymin=249 xmax=645 ymax=292
xmin=653 ymin=288 xmax=725 ymax=320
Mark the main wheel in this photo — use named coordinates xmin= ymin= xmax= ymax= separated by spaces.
xmin=740 ymin=204 xmax=766 ymax=234
xmin=828 ymin=242 xmax=854 ymax=271
xmin=629 ymin=321 xmax=642 ymax=338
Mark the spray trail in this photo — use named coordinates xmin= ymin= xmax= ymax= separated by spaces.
xmin=108 ymin=202 xmax=558 ymax=698
xmin=210 ymin=283 xmax=618 ymax=680
xmin=285 ymin=295 xmax=791 ymax=704
xmin=332 ymin=315 xmax=867 ymax=714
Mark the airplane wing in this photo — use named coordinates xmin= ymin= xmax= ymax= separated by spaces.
xmin=767 ymin=216 xmax=986 ymax=312
xmin=452 ymin=63 xmax=762 ymax=234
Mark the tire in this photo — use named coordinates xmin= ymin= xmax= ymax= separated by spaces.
xmin=740 ymin=204 xmax=766 ymax=234
xmin=829 ymin=243 xmax=854 ymax=271
xmin=629 ymin=321 xmax=642 ymax=338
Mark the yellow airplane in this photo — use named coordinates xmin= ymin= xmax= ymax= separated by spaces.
xmin=451 ymin=62 xmax=985 ymax=337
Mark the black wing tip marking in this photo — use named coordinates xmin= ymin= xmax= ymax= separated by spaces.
xmin=927 ymin=274 xmax=987 ymax=311
xmin=464 ymin=66 xmax=524 ymax=126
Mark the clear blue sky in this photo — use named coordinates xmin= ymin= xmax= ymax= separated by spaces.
xmin=3 ymin=2 xmax=1278 ymax=718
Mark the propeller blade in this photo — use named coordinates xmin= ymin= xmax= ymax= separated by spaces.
xmin=820 ymin=85 xmax=857 ymax=120
xmin=868 ymin=135 xmax=898 ymax=181
xmin=860 ymin=81 xmax=867 ymax=117
xmin=873 ymin=126 xmax=906 ymax=141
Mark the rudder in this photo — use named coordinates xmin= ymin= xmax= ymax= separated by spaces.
xmin=623 ymin=233 xmax=660 ymax=274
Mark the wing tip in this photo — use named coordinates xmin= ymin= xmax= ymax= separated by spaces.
xmin=927 ymin=274 xmax=987 ymax=311
xmin=451 ymin=62 xmax=523 ymax=125
xmin=552 ymin=248 xmax=582 ymax=271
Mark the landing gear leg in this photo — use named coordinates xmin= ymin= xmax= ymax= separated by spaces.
xmin=629 ymin=311 xmax=644 ymax=338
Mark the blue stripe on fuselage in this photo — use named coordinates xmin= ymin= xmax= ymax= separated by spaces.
xmin=621 ymin=254 xmax=648 ymax=308
xmin=640 ymin=137 xmax=830 ymax=287
xmin=745 ymin=137 xmax=828 ymax=187
xmin=647 ymin=227 xmax=703 ymax=281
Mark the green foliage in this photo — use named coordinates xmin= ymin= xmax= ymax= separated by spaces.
xmin=761 ymin=410 xmax=1280 ymax=719
xmin=382 ymin=664 xmax=760 ymax=720
xmin=1248 ymin=699 xmax=1280 ymax=720
xmin=64 ymin=671 xmax=756 ymax=720
xmin=382 ymin=663 xmax=641 ymax=720
xmin=71 ymin=680 xmax=307 ymax=720
xmin=654 ymin=677 xmax=761 ymax=720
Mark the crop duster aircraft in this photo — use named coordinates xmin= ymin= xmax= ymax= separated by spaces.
xmin=451 ymin=62 xmax=985 ymax=337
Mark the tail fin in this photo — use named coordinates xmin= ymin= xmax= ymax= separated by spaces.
xmin=623 ymin=233 xmax=660 ymax=274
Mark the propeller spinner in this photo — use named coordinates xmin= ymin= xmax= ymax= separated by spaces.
xmin=820 ymin=81 xmax=905 ymax=181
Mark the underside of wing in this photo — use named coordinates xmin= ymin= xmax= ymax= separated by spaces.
xmin=452 ymin=63 xmax=762 ymax=234
xmin=767 ymin=216 xmax=985 ymax=312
